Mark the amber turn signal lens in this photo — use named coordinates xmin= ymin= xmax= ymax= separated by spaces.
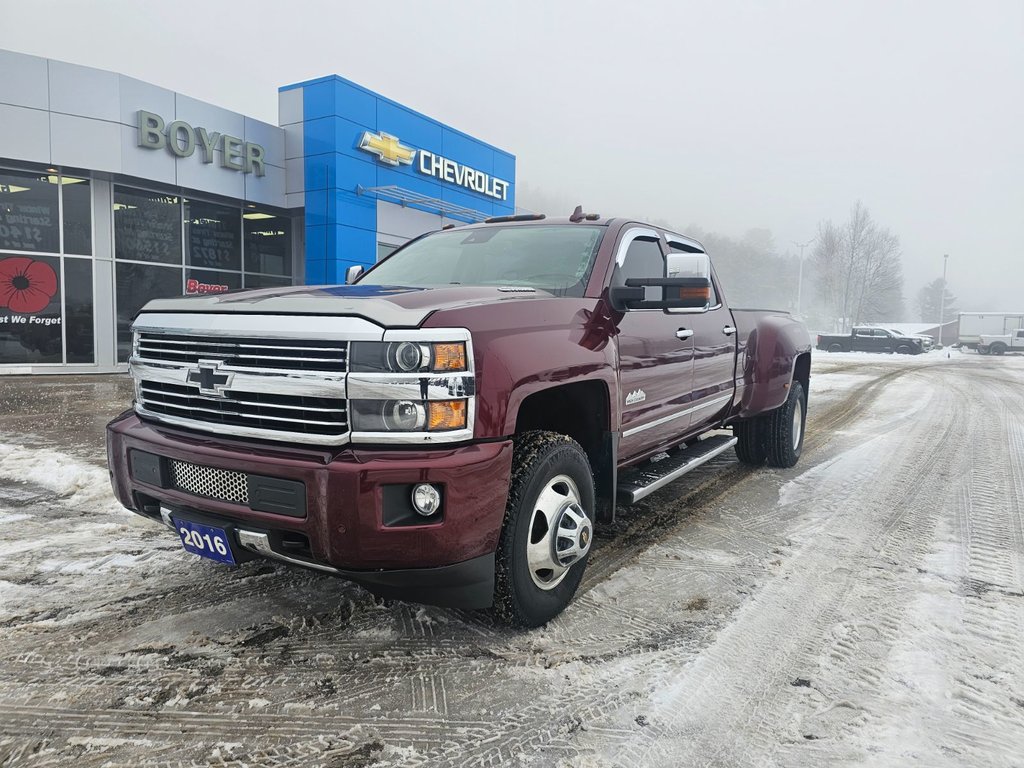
xmin=432 ymin=342 xmax=466 ymax=371
xmin=427 ymin=400 xmax=467 ymax=431
xmin=675 ymin=287 xmax=710 ymax=300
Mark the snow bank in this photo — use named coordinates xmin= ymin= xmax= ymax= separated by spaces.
xmin=0 ymin=442 xmax=120 ymax=513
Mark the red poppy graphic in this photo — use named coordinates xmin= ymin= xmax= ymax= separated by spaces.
xmin=0 ymin=257 xmax=59 ymax=314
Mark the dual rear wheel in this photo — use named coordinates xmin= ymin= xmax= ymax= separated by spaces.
xmin=734 ymin=380 xmax=807 ymax=468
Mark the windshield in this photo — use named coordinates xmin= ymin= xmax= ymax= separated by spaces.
xmin=358 ymin=225 xmax=604 ymax=297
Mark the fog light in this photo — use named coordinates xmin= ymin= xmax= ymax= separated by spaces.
xmin=411 ymin=483 xmax=442 ymax=517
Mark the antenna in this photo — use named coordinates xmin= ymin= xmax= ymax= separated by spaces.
xmin=569 ymin=205 xmax=599 ymax=222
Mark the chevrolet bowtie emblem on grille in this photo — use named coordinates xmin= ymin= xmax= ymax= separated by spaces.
xmin=358 ymin=131 xmax=416 ymax=166
xmin=187 ymin=360 xmax=233 ymax=397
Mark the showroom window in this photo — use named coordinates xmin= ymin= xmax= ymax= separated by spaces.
xmin=185 ymin=198 xmax=241 ymax=271
xmin=0 ymin=167 xmax=94 ymax=366
xmin=114 ymin=188 xmax=181 ymax=264
xmin=112 ymin=184 xmax=294 ymax=361
xmin=244 ymin=211 xmax=291 ymax=277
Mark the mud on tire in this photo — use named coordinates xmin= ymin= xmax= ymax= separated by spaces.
xmin=493 ymin=431 xmax=595 ymax=628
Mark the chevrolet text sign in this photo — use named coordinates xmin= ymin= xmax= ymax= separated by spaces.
xmin=357 ymin=130 xmax=510 ymax=201
xmin=417 ymin=150 xmax=509 ymax=201
xmin=137 ymin=110 xmax=266 ymax=176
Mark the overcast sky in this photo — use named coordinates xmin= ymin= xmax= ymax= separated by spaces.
xmin=2 ymin=0 xmax=1020 ymax=311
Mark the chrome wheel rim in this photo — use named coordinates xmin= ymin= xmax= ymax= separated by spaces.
xmin=526 ymin=474 xmax=592 ymax=591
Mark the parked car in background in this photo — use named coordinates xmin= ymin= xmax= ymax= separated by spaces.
xmin=978 ymin=329 xmax=1024 ymax=355
xmin=816 ymin=326 xmax=926 ymax=354
xmin=881 ymin=327 xmax=934 ymax=351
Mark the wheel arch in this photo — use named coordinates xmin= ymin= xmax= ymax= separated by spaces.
xmin=514 ymin=380 xmax=611 ymax=473
xmin=513 ymin=380 xmax=615 ymax=523
xmin=792 ymin=351 xmax=811 ymax=400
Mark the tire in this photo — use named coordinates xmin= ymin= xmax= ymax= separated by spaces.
xmin=991 ymin=343 xmax=1007 ymax=356
xmin=978 ymin=346 xmax=990 ymax=355
xmin=896 ymin=344 xmax=912 ymax=355
xmin=764 ymin=381 xmax=806 ymax=468
xmin=493 ymin=431 xmax=595 ymax=627
xmin=734 ymin=418 xmax=767 ymax=465
xmin=827 ymin=343 xmax=843 ymax=353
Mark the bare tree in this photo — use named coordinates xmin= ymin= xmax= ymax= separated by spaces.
xmin=813 ymin=202 xmax=905 ymax=330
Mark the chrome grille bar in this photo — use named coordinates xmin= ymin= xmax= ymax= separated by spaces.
xmin=138 ymin=380 xmax=348 ymax=436
xmin=136 ymin=331 xmax=348 ymax=372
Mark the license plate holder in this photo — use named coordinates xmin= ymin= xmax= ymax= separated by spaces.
xmin=172 ymin=516 xmax=237 ymax=565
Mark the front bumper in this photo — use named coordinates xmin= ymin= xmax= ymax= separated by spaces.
xmin=107 ymin=412 xmax=513 ymax=608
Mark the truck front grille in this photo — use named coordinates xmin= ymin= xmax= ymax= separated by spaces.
xmin=136 ymin=332 xmax=347 ymax=373
xmin=138 ymin=380 xmax=349 ymax=438
xmin=169 ymin=459 xmax=249 ymax=505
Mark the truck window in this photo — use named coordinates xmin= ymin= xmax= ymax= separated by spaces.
xmin=615 ymin=237 xmax=663 ymax=286
xmin=359 ymin=225 xmax=604 ymax=297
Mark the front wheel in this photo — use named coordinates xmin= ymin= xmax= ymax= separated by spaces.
xmin=896 ymin=344 xmax=912 ymax=354
xmin=493 ymin=431 xmax=595 ymax=627
xmin=764 ymin=381 xmax=806 ymax=468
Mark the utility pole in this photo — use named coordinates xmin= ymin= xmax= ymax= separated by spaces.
xmin=938 ymin=253 xmax=949 ymax=346
xmin=793 ymin=238 xmax=815 ymax=316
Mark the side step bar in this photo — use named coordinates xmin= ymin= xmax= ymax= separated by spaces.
xmin=617 ymin=433 xmax=738 ymax=504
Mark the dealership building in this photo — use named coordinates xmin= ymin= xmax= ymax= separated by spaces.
xmin=0 ymin=48 xmax=516 ymax=373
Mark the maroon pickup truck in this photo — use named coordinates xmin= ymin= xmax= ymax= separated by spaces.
xmin=107 ymin=214 xmax=811 ymax=626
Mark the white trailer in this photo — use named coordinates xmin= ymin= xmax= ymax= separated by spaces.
xmin=958 ymin=312 xmax=1024 ymax=348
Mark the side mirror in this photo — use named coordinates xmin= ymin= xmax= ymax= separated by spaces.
xmin=666 ymin=252 xmax=710 ymax=281
xmin=345 ymin=265 xmax=365 ymax=284
xmin=610 ymin=252 xmax=713 ymax=312
xmin=610 ymin=276 xmax=712 ymax=311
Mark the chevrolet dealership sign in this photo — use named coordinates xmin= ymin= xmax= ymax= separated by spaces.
xmin=357 ymin=130 xmax=510 ymax=201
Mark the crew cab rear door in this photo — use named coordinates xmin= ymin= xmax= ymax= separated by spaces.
xmin=612 ymin=228 xmax=696 ymax=459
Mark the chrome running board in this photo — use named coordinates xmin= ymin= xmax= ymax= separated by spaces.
xmin=617 ymin=434 xmax=738 ymax=504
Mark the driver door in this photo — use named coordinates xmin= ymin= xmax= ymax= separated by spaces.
xmin=613 ymin=228 xmax=697 ymax=459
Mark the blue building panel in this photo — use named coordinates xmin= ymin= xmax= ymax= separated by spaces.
xmin=280 ymin=73 xmax=516 ymax=284
xmin=376 ymin=101 xmax=445 ymax=156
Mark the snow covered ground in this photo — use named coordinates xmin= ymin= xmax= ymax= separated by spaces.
xmin=1 ymin=350 xmax=1023 ymax=767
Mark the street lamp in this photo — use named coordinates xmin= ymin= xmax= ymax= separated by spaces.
xmin=937 ymin=253 xmax=949 ymax=347
xmin=793 ymin=238 xmax=815 ymax=316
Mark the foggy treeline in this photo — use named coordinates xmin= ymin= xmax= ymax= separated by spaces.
xmin=515 ymin=188 xmax=944 ymax=332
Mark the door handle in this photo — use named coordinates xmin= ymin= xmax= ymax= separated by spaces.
xmin=676 ymin=328 xmax=694 ymax=340
xmin=722 ymin=326 xmax=737 ymax=336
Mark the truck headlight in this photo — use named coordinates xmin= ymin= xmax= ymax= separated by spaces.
xmin=350 ymin=399 xmax=467 ymax=432
xmin=347 ymin=330 xmax=473 ymax=443
xmin=350 ymin=342 xmax=467 ymax=373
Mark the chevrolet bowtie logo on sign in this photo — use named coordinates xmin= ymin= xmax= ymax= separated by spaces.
xmin=358 ymin=131 xmax=416 ymax=166
xmin=357 ymin=130 xmax=511 ymax=201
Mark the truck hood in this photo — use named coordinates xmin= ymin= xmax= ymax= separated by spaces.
xmin=139 ymin=284 xmax=555 ymax=328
